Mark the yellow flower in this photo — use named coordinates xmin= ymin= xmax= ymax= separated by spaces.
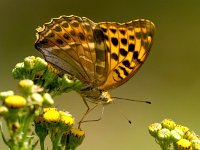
xmin=184 ymin=130 xmax=199 ymax=141
xmin=161 ymin=119 xmax=176 ymax=130
xmin=4 ymin=95 xmax=26 ymax=108
xmin=191 ymin=140 xmax=200 ymax=150
xmin=59 ymin=111 xmax=74 ymax=126
xmin=65 ymin=128 xmax=85 ymax=149
xmin=71 ymin=128 xmax=85 ymax=137
xmin=176 ymin=125 xmax=189 ymax=134
xmin=175 ymin=139 xmax=191 ymax=150
xmin=43 ymin=109 xmax=60 ymax=123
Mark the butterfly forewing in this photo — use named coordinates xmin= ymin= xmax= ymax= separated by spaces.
xmin=35 ymin=15 xmax=108 ymax=86
xmin=98 ymin=19 xmax=155 ymax=90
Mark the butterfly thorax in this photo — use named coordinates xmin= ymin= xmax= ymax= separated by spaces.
xmin=78 ymin=86 xmax=113 ymax=104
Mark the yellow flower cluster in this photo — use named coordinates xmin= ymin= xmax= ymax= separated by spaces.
xmin=149 ymin=119 xmax=200 ymax=150
xmin=35 ymin=107 xmax=85 ymax=149
xmin=43 ymin=108 xmax=74 ymax=126
xmin=0 ymin=79 xmax=55 ymax=150
xmin=12 ymin=56 xmax=82 ymax=96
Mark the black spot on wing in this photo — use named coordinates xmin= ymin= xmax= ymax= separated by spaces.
xmin=135 ymin=32 xmax=141 ymax=39
xmin=111 ymin=37 xmax=118 ymax=46
xmin=111 ymin=53 xmax=118 ymax=61
xmin=71 ymin=21 xmax=79 ymax=27
xmin=129 ymin=35 xmax=134 ymax=40
xmin=63 ymin=33 xmax=70 ymax=40
xmin=70 ymin=30 xmax=76 ymax=36
xmin=119 ymin=66 xmax=129 ymax=76
xmin=62 ymin=22 xmax=69 ymax=28
xmin=133 ymin=51 xmax=139 ymax=59
xmin=133 ymin=51 xmax=142 ymax=63
xmin=114 ymin=69 xmax=123 ymax=80
xmin=47 ymin=32 xmax=55 ymax=38
xmin=119 ymin=48 xmax=128 ymax=56
xmin=121 ymin=38 xmax=127 ymax=45
xmin=128 ymin=44 xmax=135 ymax=52
xmin=78 ymin=32 xmax=85 ymax=41
xmin=110 ymin=28 xmax=116 ymax=34
xmin=54 ymin=26 xmax=62 ymax=32
xmin=56 ymin=39 xmax=64 ymax=45
xmin=101 ymin=27 xmax=107 ymax=33
xmin=119 ymin=29 xmax=126 ymax=35
xmin=122 ymin=60 xmax=130 ymax=68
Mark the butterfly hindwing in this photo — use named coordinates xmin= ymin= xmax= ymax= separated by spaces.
xmin=98 ymin=19 xmax=155 ymax=90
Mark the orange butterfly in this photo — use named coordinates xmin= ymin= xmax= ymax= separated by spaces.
xmin=35 ymin=15 xmax=155 ymax=126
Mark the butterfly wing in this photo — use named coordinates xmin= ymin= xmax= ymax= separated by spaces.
xmin=35 ymin=15 xmax=108 ymax=86
xmin=97 ymin=19 xmax=155 ymax=90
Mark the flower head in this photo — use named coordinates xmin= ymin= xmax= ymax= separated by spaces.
xmin=4 ymin=95 xmax=26 ymax=108
xmin=64 ymin=128 xmax=85 ymax=149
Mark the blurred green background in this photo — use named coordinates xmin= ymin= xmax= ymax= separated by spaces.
xmin=0 ymin=0 xmax=200 ymax=149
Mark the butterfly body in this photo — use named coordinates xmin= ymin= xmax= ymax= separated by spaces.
xmin=35 ymin=15 xmax=155 ymax=104
xmin=79 ymin=87 xmax=112 ymax=104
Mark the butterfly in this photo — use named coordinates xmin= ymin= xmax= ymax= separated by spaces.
xmin=35 ymin=15 xmax=155 ymax=125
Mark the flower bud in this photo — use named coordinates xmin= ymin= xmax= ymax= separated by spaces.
xmin=171 ymin=130 xmax=182 ymax=142
xmin=0 ymin=91 xmax=14 ymax=101
xmin=161 ymin=119 xmax=176 ymax=130
xmin=148 ymin=123 xmax=162 ymax=138
xmin=157 ymin=128 xmax=171 ymax=141
xmin=31 ymin=93 xmax=43 ymax=106
xmin=24 ymin=56 xmax=35 ymax=70
xmin=18 ymin=80 xmax=34 ymax=95
xmin=42 ymin=93 xmax=54 ymax=106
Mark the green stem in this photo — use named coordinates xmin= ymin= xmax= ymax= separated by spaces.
xmin=22 ymin=113 xmax=35 ymax=142
xmin=39 ymin=136 xmax=45 ymax=150
xmin=159 ymin=142 xmax=170 ymax=150
xmin=52 ymin=131 xmax=63 ymax=150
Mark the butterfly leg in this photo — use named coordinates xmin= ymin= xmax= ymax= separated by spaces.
xmin=78 ymin=97 xmax=104 ymax=128
xmin=80 ymin=106 xmax=104 ymax=123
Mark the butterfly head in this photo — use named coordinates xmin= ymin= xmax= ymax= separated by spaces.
xmin=79 ymin=87 xmax=113 ymax=104
xmin=99 ymin=91 xmax=113 ymax=104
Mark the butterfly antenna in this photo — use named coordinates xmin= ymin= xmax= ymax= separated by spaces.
xmin=111 ymin=97 xmax=151 ymax=104
xmin=112 ymin=101 xmax=132 ymax=124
